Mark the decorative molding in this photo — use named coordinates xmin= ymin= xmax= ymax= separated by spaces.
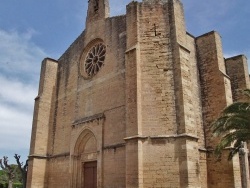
xmin=103 ymin=143 xmax=126 ymax=150
xmin=49 ymin=152 xmax=70 ymax=159
xmin=125 ymin=45 xmax=138 ymax=54
xmin=219 ymin=70 xmax=231 ymax=79
xmin=72 ymin=113 xmax=105 ymax=128
xmin=150 ymin=133 xmax=199 ymax=140
xmin=29 ymin=152 xmax=70 ymax=160
xmin=124 ymin=135 xmax=148 ymax=141
xmin=178 ymin=43 xmax=190 ymax=54
xmin=124 ymin=134 xmax=199 ymax=141
xmin=198 ymin=148 xmax=208 ymax=152
xmin=34 ymin=95 xmax=40 ymax=101
xmin=28 ymin=154 xmax=48 ymax=159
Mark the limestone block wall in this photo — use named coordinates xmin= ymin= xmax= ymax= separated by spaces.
xmin=226 ymin=55 xmax=250 ymax=101
xmin=185 ymin=33 xmax=207 ymax=187
xmin=196 ymin=31 xmax=230 ymax=148
xmin=47 ymin=157 xmax=70 ymax=188
xmin=103 ymin=147 xmax=126 ymax=187
xmin=199 ymin=151 xmax=208 ymax=188
xmin=185 ymin=34 xmax=204 ymax=146
xmin=26 ymin=159 xmax=48 ymax=188
xmin=142 ymin=138 xmax=181 ymax=187
xmin=226 ymin=55 xmax=250 ymax=187
xmin=46 ymin=33 xmax=84 ymax=186
xmin=30 ymin=58 xmax=58 ymax=156
xmin=45 ymin=5 xmax=127 ymax=187
xmin=196 ymin=31 xmax=242 ymax=188
xmin=170 ymin=0 xmax=201 ymax=137
xmin=51 ymin=32 xmax=86 ymax=156
xmin=184 ymin=33 xmax=205 ymax=145
xmin=27 ymin=58 xmax=58 ymax=188
xmin=138 ymin=0 xmax=177 ymax=136
xmin=27 ymin=0 xmax=250 ymax=187
xmin=125 ymin=0 xmax=203 ymax=187
xmin=125 ymin=2 xmax=143 ymax=187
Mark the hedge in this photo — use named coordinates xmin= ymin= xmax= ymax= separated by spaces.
xmin=0 ymin=183 xmax=7 ymax=188
xmin=13 ymin=183 xmax=23 ymax=188
xmin=0 ymin=183 xmax=23 ymax=188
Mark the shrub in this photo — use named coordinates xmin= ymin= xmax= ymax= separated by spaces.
xmin=13 ymin=183 xmax=23 ymax=188
xmin=0 ymin=183 xmax=8 ymax=188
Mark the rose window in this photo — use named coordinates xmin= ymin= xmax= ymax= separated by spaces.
xmin=84 ymin=43 xmax=106 ymax=77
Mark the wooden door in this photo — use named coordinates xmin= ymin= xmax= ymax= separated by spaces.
xmin=83 ymin=161 xmax=97 ymax=188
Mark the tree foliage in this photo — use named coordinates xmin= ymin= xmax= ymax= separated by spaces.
xmin=0 ymin=155 xmax=27 ymax=188
xmin=0 ymin=170 xmax=8 ymax=187
xmin=211 ymin=89 xmax=250 ymax=160
xmin=14 ymin=154 xmax=28 ymax=188
xmin=0 ymin=157 xmax=16 ymax=188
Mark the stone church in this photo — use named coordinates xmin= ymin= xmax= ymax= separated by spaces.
xmin=27 ymin=0 xmax=250 ymax=187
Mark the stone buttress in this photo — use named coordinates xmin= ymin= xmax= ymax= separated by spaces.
xmin=125 ymin=0 xmax=203 ymax=187
xmin=27 ymin=58 xmax=58 ymax=188
xmin=27 ymin=0 xmax=250 ymax=187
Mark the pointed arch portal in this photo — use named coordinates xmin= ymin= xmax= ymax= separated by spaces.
xmin=72 ymin=129 xmax=98 ymax=188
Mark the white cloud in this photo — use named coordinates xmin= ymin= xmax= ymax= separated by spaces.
xmin=0 ymin=75 xmax=37 ymax=109
xmin=0 ymin=103 xmax=32 ymax=148
xmin=0 ymin=29 xmax=46 ymax=81
xmin=0 ymin=28 xmax=48 ymax=157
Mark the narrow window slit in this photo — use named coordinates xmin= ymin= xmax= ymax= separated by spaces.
xmin=154 ymin=24 xmax=157 ymax=36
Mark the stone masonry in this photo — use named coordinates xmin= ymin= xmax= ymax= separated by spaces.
xmin=27 ymin=0 xmax=250 ymax=187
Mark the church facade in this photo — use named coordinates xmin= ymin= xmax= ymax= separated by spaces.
xmin=27 ymin=0 xmax=250 ymax=187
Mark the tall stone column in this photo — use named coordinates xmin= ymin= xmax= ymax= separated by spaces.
xmin=27 ymin=58 xmax=58 ymax=188
xmin=125 ymin=0 xmax=202 ymax=187
xmin=196 ymin=31 xmax=242 ymax=187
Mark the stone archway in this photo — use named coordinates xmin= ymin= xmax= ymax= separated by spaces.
xmin=71 ymin=129 xmax=98 ymax=188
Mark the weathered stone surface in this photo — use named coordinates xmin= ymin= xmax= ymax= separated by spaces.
xmin=27 ymin=0 xmax=249 ymax=187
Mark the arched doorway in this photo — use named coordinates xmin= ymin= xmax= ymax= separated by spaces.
xmin=72 ymin=129 xmax=98 ymax=188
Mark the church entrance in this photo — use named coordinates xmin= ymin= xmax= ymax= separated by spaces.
xmin=82 ymin=161 xmax=97 ymax=188
xmin=71 ymin=129 xmax=99 ymax=188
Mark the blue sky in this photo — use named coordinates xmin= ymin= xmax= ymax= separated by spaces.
xmin=0 ymin=0 xmax=249 ymax=164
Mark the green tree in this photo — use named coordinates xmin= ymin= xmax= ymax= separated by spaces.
xmin=211 ymin=89 xmax=250 ymax=160
xmin=0 ymin=156 xmax=24 ymax=188
xmin=0 ymin=170 xmax=8 ymax=188
xmin=14 ymin=154 xmax=27 ymax=188
xmin=0 ymin=157 xmax=16 ymax=188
